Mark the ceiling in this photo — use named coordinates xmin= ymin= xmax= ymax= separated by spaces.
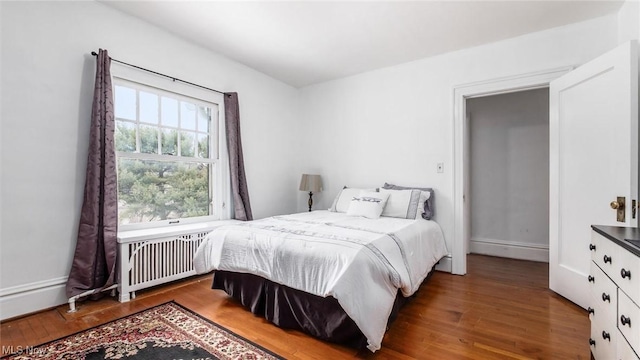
xmin=101 ymin=1 xmax=624 ymax=88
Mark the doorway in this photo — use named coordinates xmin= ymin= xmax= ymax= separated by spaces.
xmin=451 ymin=67 xmax=573 ymax=275
xmin=466 ymin=88 xmax=550 ymax=262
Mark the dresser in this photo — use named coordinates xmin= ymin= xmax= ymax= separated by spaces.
xmin=589 ymin=226 xmax=640 ymax=360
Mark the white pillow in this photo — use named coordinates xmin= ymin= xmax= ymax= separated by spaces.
xmin=346 ymin=191 xmax=390 ymax=219
xmin=329 ymin=187 xmax=377 ymax=213
xmin=380 ymin=188 xmax=431 ymax=219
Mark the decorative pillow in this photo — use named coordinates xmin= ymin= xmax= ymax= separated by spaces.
xmin=380 ymin=188 xmax=431 ymax=219
xmin=329 ymin=187 xmax=377 ymax=213
xmin=382 ymin=183 xmax=435 ymax=220
xmin=346 ymin=191 xmax=390 ymax=219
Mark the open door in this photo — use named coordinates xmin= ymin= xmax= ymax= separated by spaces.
xmin=549 ymin=41 xmax=638 ymax=309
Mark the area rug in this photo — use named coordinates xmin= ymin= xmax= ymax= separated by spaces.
xmin=2 ymin=301 xmax=283 ymax=360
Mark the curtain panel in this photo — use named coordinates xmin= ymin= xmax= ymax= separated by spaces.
xmin=224 ymin=93 xmax=253 ymax=221
xmin=66 ymin=49 xmax=118 ymax=299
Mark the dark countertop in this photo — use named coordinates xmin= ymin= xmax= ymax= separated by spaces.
xmin=591 ymin=225 xmax=640 ymax=257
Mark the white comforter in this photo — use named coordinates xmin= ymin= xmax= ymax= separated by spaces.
xmin=193 ymin=211 xmax=448 ymax=352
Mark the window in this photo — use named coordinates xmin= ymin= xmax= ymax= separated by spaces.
xmin=113 ymin=77 xmax=227 ymax=229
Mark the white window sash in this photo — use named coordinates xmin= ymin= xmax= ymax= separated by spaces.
xmin=111 ymin=64 xmax=231 ymax=231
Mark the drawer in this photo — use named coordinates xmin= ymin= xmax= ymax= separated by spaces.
xmin=592 ymin=231 xmax=619 ymax=278
xmin=616 ymin=337 xmax=640 ymax=360
xmin=619 ymin=289 xmax=640 ymax=354
xmin=591 ymin=305 xmax=618 ymax=360
xmin=616 ymin=246 xmax=640 ymax=302
xmin=616 ymin=330 xmax=640 ymax=360
xmin=590 ymin=261 xmax=618 ymax=319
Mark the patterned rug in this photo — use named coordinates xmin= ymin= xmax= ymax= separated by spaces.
xmin=2 ymin=301 xmax=283 ymax=360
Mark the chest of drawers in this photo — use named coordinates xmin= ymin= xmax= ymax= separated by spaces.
xmin=589 ymin=226 xmax=640 ymax=360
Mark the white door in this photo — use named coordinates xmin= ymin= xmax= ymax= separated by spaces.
xmin=550 ymin=41 xmax=638 ymax=309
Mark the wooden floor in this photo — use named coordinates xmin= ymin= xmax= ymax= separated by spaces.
xmin=0 ymin=255 xmax=589 ymax=359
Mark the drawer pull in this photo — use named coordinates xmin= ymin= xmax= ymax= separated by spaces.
xmin=621 ymin=315 xmax=631 ymax=327
xmin=621 ymin=268 xmax=631 ymax=279
xmin=588 ymin=275 xmax=595 ymax=283
xmin=602 ymin=293 xmax=610 ymax=302
xmin=587 ymin=307 xmax=595 ymax=315
xmin=603 ymin=255 xmax=612 ymax=264
xmin=589 ymin=338 xmax=596 ymax=346
xmin=589 ymin=244 xmax=596 ymax=251
xmin=602 ymin=331 xmax=610 ymax=341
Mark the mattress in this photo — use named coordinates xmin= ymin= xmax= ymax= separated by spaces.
xmin=194 ymin=210 xmax=448 ymax=351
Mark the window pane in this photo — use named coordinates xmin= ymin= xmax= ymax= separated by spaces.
xmin=196 ymin=133 xmax=208 ymax=158
xmin=181 ymin=131 xmax=195 ymax=157
xmin=161 ymin=128 xmax=178 ymax=155
xmin=197 ymin=106 xmax=210 ymax=133
xmin=117 ymin=159 xmax=211 ymax=224
xmin=114 ymin=86 xmax=136 ymax=120
xmin=139 ymin=125 xmax=159 ymax=154
xmin=161 ymin=97 xmax=178 ymax=127
xmin=115 ymin=121 xmax=136 ymax=152
xmin=139 ymin=91 xmax=158 ymax=124
xmin=181 ymin=101 xmax=196 ymax=130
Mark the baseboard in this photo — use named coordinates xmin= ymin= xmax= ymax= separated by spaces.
xmin=470 ymin=237 xmax=549 ymax=263
xmin=435 ymin=255 xmax=452 ymax=273
xmin=0 ymin=277 xmax=68 ymax=320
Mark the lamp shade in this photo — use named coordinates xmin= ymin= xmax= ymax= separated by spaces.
xmin=299 ymin=174 xmax=322 ymax=192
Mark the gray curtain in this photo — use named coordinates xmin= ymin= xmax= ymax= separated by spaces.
xmin=66 ymin=49 xmax=118 ymax=299
xmin=224 ymin=93 xmax=253 ymax=221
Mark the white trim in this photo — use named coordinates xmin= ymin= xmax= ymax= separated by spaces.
xmin=452 ymin=66 xmax=572 ymax=275
xmin=114 ymin=152 xmax=216 ymax=163
xmin=0 ymin=277 xmax=68 ymax=320
xmin=0 ymin=276 xmax=67 ymax=297
xmin=217 ymin=102 xmax=231 ymax=220
xmin=118 ymin=220 xmax=239 ymax=243
xmin=469 ymin=237 xmax=549 ymax=263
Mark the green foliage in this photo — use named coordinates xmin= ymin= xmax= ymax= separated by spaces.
xmin=180 ymin=132 xmax=195 ymax=157
xmin=198 ymin=135 xmax=209 ymax=158
xmin=140 ymin=126 xmax=158 ymax=154
xmin=162 ymin=129 xmax=177 ymax=155
xmin=115 ymin=122 xmax=211 ymax=224
xmin=115 ymin=122 xmax=135 ymax=152
xmin=117 ymin=159 xmax=210 ymax=223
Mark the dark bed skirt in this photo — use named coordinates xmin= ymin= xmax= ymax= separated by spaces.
xmin=211 ymin=270 xmax=433 ymax=349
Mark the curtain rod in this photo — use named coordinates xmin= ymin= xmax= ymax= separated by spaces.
xmin=91 ymin=51 xmax=229 ymax=96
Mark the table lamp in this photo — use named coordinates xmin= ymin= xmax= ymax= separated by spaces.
xmin=299 ymin=174 xmax=322 ymax=212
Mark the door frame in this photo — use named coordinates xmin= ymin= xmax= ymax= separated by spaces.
xmin=451 ymin=66 xmax=573 ymax=275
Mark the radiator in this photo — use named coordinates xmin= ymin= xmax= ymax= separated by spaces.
xmin=117 ymin=221 xmax=238 ymax=302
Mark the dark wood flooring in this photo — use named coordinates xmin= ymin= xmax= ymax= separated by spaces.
xmin=0 ymin=254 xmax=589 ymax=359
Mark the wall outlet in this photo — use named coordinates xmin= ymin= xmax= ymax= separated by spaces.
xmin=437 ymin=162 xmax=444 ymax=173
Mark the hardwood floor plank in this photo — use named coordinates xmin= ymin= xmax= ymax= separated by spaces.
xmin=471 ymin=342 xmax=535 ymax=360
xmin=0 ymin=255 xmax=589 ymax=359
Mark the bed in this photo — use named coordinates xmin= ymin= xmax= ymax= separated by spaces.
xmin=194 ymin=203 xmax=448 ymax=352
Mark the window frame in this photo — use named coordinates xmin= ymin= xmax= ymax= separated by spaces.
xmin=111 ymin=63 xmax=231 ymax=231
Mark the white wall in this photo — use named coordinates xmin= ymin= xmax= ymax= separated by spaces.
xmin=617 ymin=0 xmax=640 ymax=44
xmin=0 ymin=1 xmax=300 ymax=319
xmin=298 ymin=15 xmax=618 ymax=261
xmin=467 ymin=89 xmax=549 ymax=262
